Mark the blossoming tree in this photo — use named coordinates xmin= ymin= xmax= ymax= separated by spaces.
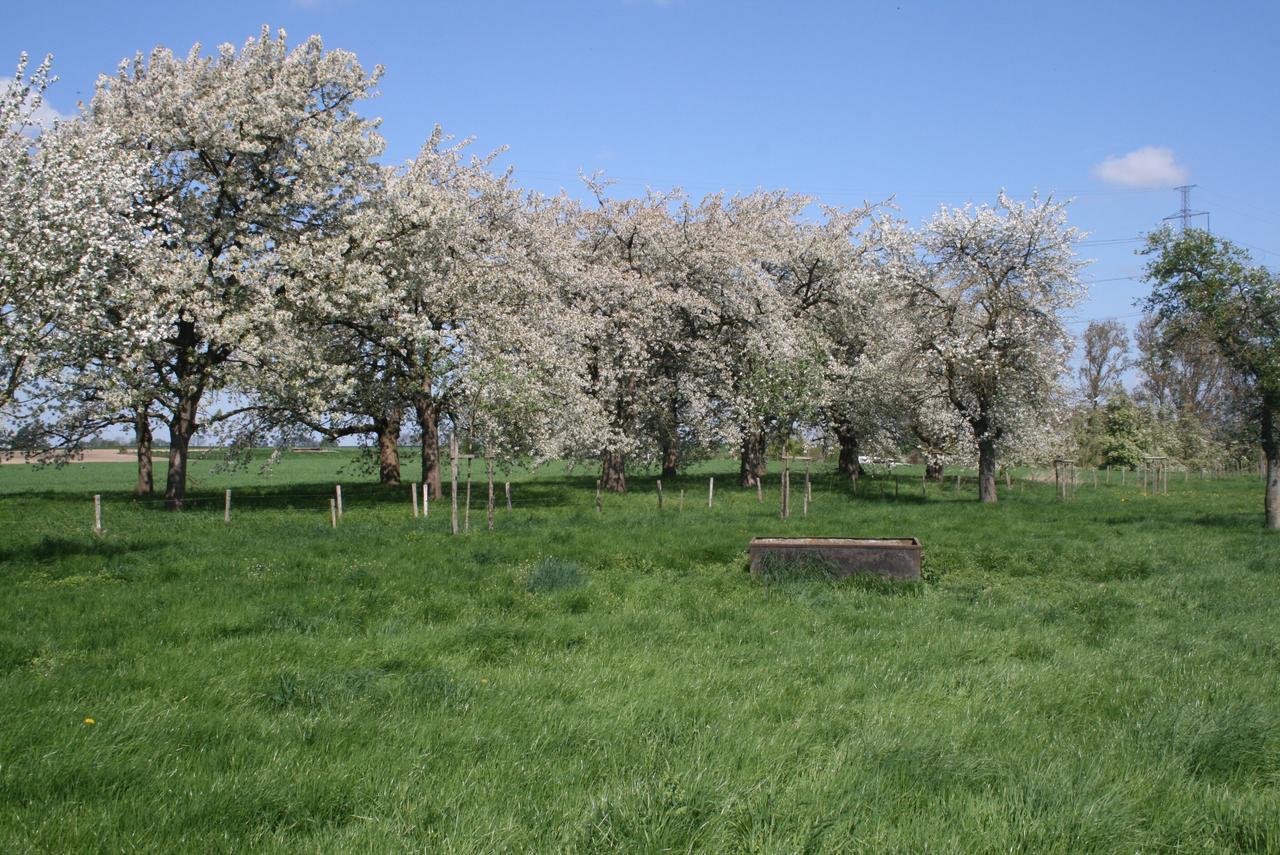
xmin=895 ymin=194 xmax=1085 ymax=502
xmin=86 ymin=28 xmax=384 ymax=508
xmin=266 ymin=129 xmax=595 ymax=496
xmin=1 ymin=54 xmax=148 ymax=426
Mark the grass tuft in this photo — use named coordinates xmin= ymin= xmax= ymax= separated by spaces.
xmin=525 ymin=557 xmax=588 ymax=593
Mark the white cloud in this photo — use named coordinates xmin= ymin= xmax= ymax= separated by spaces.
xmin=1 ymin=76 xmax=69 ymax=131
xmin=1092 ymin=146 xmax=1188 ymax=188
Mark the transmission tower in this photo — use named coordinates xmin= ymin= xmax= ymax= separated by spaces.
xmin=1163 ymin=184 xmax=1210 ymax=232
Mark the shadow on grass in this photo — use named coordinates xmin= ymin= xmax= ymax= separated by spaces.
xmin=751 ymin=554 xmax=924 ymax=596
xmin=0 ymin=535 xmax=168 ymax=564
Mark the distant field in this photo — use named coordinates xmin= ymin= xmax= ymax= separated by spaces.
xmin=1 ymin=452 xmax=1277 ymax=851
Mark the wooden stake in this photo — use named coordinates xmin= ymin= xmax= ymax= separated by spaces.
xmin=595 ymin=479 xmax=602 ymax=513
xmin=423 ymin=482 xmax=429 ymax=519
xmin=329 ymin=498 xmax=337 ymax=528
xmin=505 ymin=481 xmax=512 ymax=512
xmin=450 ymin=434 xmax=459 ymax=535
xmin=464 ymin=458 xmax=472 ymax=532
xmin=805 ymin=471 xmax=812 ymax=504
xmin=656 ymin=479 xmax=664 ymax=509
xmin=93 ymin=494 xmax=102 ymax=534
xmin=802 ymin=490 xmax=809 ymax=516
xmin=708 ymin=477 xmax=714 ymax=509
xmin=411 ymin=483 xmax=419 ymax=518
xmin=487 ymin=459 xmax=495 ymax=531
xmin=335 ymin=484 xmax=343 ymax=517
xmin=224 ymin=489 xmax=231 ymax=524
xmin=756 ymin=479 xmax=763 ymax=502
xmin=679 ymin=489 xmax=685 ymax=512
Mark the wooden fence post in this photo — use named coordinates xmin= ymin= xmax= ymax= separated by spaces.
xmin=708 ymin=477 xmax=714 ymax=509
xmin=450 ymin=434 xmax=459 ymax=536
xmin=412 ymin=483 xmax=419 ymax=518
xmin=487 ymin=459 xmax=495 ymax=531
xmin=224 ymin=489 xmax=231 ymax=524
xmin=93 ymin=494 xmax=102 ymax=534
xmin=505 ymin=482 xmax=512 ymax=512
xmin=335 ymin=484 xmax=343 ymax=518
xmin=329 ymin=498 xmax=337 ymax=529
xmin=657 ymin=479 xmax=664 ymax=509
xmin=423 ymin=482 xmax=429 ymax=519
xmin=464 ymin=458 xmax=472 ymax=532
xmin=595 ymin=480 xmax=602 ymax=514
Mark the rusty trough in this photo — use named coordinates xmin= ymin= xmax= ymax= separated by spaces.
xmin=748 ymin=537 xmax=921 ymax=581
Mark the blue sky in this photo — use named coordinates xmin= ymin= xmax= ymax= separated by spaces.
xmin=6 ymin=0 xmax=1279 ymax=345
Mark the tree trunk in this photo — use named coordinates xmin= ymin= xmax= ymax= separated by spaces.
xmin=836 ymin=422 xmax=862 ymax=481
xmin=1263 ymin=405 xmax=1279 ymax=530
xmin=134 ymin=408 xmax=153 ymax=496
xmin=601 ymin=450 xmax=626 ymax=493
xmin=660 ymin=442 xmax=679 ymax=481
xmin=977 ymin=437 xmax=998 ymax=504
xmin=375 ymin=407 xmax=402 ymax=486
xmin=739 ymin=429 xmax=767 ymax=487
xmin=925 ymin=459 xmax=944 ymax=481
xmin=658 ymin=400 xmax=680 ymax=480
xmin=163 ymin=391 xmax=200 ymax=511
xmin=415 ymin=400 xmax=442 ymax=500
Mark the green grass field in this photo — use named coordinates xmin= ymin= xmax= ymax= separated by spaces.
xmin=1 ymin=452 xmax=1277 ymax=852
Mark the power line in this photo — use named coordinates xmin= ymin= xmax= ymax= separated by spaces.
xmin=512 ymin=168 xmax=1170 ymax=202
xmin=1064 ymin=311 xmax=1145 ymax=328
xmin=1198 ymin=189 xmax=1280 ymax=228
xmin=1079 ymin=237 xmax=1144 ymax=246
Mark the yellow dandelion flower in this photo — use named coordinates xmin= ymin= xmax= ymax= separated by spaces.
xmin=83 ymin=718 xmax=95 ymax=725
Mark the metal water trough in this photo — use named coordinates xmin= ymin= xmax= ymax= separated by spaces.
xmin=748 ymin=537 xmax=922 ymax=581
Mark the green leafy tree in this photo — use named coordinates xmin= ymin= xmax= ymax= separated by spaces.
xmin=1100 ymin=392 xmax=1147 ymax=469
xmin=1142 ymin=228 xmax=1280 ymax=529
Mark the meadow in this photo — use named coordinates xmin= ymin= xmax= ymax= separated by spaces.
xmin=1 ymin=451 xmax=1277 ymax=852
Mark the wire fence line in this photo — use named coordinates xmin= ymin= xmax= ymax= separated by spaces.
xmin=0 ymin=461 xmax=1266 ymax=539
